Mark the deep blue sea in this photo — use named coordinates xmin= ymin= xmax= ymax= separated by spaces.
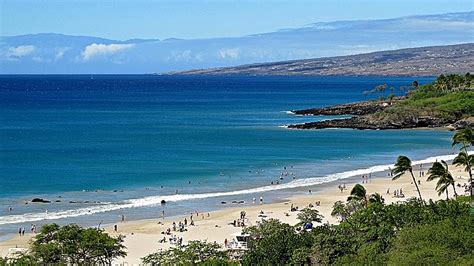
xmin=0 ymin=75 xmax=455 ymax=235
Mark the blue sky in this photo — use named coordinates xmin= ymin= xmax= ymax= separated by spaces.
xmin=1 ymin=0 xmax=473 ymax=40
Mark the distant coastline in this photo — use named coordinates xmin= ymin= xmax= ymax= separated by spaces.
xmin=173 ymin=43 xmax=474 ymax=77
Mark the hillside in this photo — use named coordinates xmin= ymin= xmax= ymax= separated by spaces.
xmin=175 ymin=43 xmax=474 ymax=76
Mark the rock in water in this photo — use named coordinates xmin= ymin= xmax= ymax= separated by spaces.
xmin=31 ymin=198 xmax=51 ymax=203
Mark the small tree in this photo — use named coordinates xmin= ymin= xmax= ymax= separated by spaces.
xmin=142 ymin=240 xmax=230 ymax=265
xmin=296 ymin=208 xmax=323 ymax=226
xmin=331 ymin=200 xmax=365 ymax=222
xmin=242 ymin=219 xmax=305 ymax=265
xmin=28 ymin=223 xmax=126 ymax=264
xmin=375 ymin=84 xmax=387 ymax=99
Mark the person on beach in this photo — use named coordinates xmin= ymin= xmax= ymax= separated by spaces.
xmin=260 ymin=196 xmax=263 ymax=204
xmin=21 ymin=227 xmax=25 ymax=236
xmin=18 ymin=227 xmax=21 ymax=236
xmin=162 ymin=210 xmax=165 ymax=219
xmin=121 ymin=214 xmax=125 ymax=222
xmin=114 ymin=224 xmax=117 ymax=232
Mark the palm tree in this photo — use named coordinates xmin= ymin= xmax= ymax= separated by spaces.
xmin=453 ymin=151 xmax=474 ymax=199
xmin=452 ymin=127 xmax=474 ymax=149
xmin=347 ymin=184 xmax=367 ymax=206
xmin=392 ymin=155 xmax=423 ymax=202
xmin=452 ymin=127 xmax=473 ymax=200
xmin=427 ymin=161 xmax=457 ymax=199
xmin=368 ymin=193 xmax=384 ymax=204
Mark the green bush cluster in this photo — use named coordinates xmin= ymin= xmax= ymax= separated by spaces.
xmin=380 ymin=73 xmax=474 ymax=122
xmin=240 ymin=198 xmax=473 ymax=265
xmin=0 ymin=224 xmax=126 ymax=265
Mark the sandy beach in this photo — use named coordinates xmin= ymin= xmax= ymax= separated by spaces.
xmin=1 ymin=162 xmax=470 ymax=265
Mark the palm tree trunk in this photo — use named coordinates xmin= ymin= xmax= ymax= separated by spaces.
xmin=462 ymin=146 xmax=473 ymax=201
xmin=409 ymin=170 xmax=424 ymax=202
xmin=468 ymin=167 xmax=473 ymax=201
xmin=446 ymin=189 xmax=449 ymax=200
xmin=451 ymin=183 xmax=458 ymax=198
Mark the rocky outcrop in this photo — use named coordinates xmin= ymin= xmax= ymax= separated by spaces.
xmin=31 ymin=198 xmax=50 ymax=203
xmin=292 ymin=100 xmax=398 ymax=116
xmin=451 ymin=117 xmax=474 ymax=130
xmin=287 ymin=115 xmax=453 ymax=130
xmin=287 ymin=99 xmax=459 ymax=130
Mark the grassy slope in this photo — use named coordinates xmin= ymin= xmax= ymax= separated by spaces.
xmin=371 ymin=75 xmax=474 ymax=125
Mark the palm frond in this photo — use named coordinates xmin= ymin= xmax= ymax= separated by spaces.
xmin=392 ymin=155 xmax=412 ymax=180
xmin=452 ymin=127 xmax=474 ymax=147
xmin=453 ymin=151 xmax=474 ymax=172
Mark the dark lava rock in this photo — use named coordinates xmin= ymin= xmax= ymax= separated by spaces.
xmin=31 ymin=198 xmax=50 ymax=203
xmin=292 ymin=100 xmax=397 ymax=116
xmin=452 ymin=117 xmax=474 ymax=130
xmin=287 ymin=115 xmax=451 ymax=130
xmin=161 ymin=200 xmax=166 ymax=204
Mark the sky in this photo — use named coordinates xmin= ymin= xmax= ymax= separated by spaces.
xmin=1 ymin=0 xmax=473 ymax=40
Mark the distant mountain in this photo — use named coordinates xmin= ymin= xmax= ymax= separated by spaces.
xmin=1 ymin=12 xmax=473 ymax=74
xmin=175 ymin=43 xmax=474 ymax=76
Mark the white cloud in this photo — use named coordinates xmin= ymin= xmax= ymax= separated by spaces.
xmin=7 ymin=45 xmax=36 ymax=57
xmin=166 ymin=50 xmax=205 ymax=62
xmin=81 ymin=43 xmax=134 ymax=61
xmin=218 ymin=48 xmax=240 ymax=59
xmin=55 ymin=47 xmax=71 ymax=60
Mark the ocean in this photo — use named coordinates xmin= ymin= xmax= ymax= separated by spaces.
xmin=0 ymin=75 xmax=455 ymax=235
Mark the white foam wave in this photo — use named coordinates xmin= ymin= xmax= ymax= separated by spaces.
xmin=283 ymin=110 xmax=295 ymax=114
xmin=0 ymin=153 xmax=458 ymax=225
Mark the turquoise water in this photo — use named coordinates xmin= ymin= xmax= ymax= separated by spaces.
xmin=0 ymin=75 xmax=454 ymax=233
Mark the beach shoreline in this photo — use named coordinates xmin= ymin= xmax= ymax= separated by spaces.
xmin=1 ymin=158 xmax=470 ymax=264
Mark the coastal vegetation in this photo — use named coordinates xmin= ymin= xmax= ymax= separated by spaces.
xmin=370 ymin=73 xmax=474 ymax=126
xmin=289 ymin=73 xmax=474 ymax=130
xmin=142 ymin=240 xmax=233 ymax=265
xmin=0 ymin=224 xmax=126 ymax=265
xmin=136 ymin=196 xmax=472 ymax=265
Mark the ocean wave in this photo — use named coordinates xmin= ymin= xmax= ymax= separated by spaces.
xmin=0 ymin=153 xmax=458 ymax=225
